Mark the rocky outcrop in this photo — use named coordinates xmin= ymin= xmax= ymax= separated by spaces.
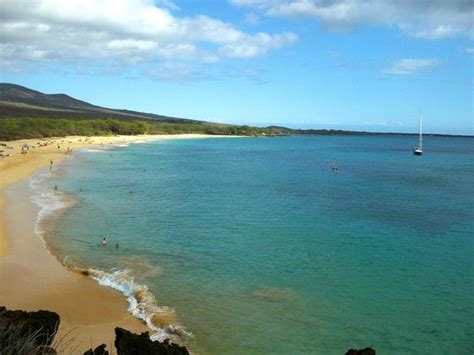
xmin=1 ymin=305 xmax=189 ymax=355
xmin=84 ymin=344 xmax=109 ymax=355
xmin=2 ymin=305 xmax=374 ymax=354
xmin=346 ymin=347 xmax=376 ymax=355
xmin=0 ymin=306 xmax=60 ymax=354
xmin=114 ymin=327 xmax=190 ymax=355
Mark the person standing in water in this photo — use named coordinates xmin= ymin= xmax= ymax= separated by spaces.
xmin=50 ymin=160 xmax=53 ymax=171
xmin=101 ymin=237 xmax=107 ymax=246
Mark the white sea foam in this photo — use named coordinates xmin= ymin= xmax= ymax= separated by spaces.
xmin=87 ymin=268 xmax=192 ymax=342
xmin=82 ymin=148 xmax=105 ymax=153
xmin=29 ymin=172 xmax=74 ymax=242
xmin=118 ymin=144 xmax=130 ymax=147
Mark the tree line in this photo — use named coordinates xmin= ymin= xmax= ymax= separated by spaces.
xmin=0 ymin=117 xmax=293 ymax=141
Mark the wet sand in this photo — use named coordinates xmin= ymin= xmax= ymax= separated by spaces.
xmin=0 ymin=134 xmax=231 ymax=352
xmin=1 ymin=180 xmax=148 ymax=352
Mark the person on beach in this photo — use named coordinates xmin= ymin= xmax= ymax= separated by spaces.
xmin=115 ymin=242 xmax=119 ymax=249
xmin=101 ymin=237 xmax=107 ymax=246
xmin=53 ymin=185 xmax=58 ymax=192
xmin=50 ymin=160 xmax=53 ymax=171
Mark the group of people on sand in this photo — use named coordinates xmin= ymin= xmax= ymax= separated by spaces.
xmin=0 ymin=143 xmax=13 ymax=159
xmin=1 ymin=140 xmax=77 ymax=160
xmin=101 ymin=237 xmax=120 ymax=249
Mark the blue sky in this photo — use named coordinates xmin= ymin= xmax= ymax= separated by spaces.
xmin=0 ymin=0 xmax=472 ymax=134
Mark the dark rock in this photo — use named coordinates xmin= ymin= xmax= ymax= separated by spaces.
xmin=84 ymin=343 xmax=109 ymax=355
xmin=114 ymin=327 xmax=189 ymax=355
xmin=345 ymin=347 xmax=376 ymax=355
xmin=0 ymin=305 xmax=60 ymax=354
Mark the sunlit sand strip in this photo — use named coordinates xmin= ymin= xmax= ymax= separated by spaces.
xmin=0 ymin=133 xmax=235 ymax=352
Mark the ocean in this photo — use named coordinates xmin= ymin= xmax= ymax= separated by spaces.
xmin=31 ymin=135 xmax=473 ymax=354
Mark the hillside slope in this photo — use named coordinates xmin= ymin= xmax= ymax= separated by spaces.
xmin=0 ymin=83 xmax=196 ymax=123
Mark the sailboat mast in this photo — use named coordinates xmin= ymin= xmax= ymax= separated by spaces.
xmin=419 ymin=111 xmax=423 ymax=150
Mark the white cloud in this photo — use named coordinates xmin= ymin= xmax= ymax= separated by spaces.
xmin=155 ymin=0 xmax=180 ymax=11
xmin=465 ymin=48 xmax=474 ymax=55
xmin=245 ymin=13 xmax=260 ymax=25
xmin=106 ymin=40 xmax=158 ymax=52
xmin=382 ymin=58 xmax=440 ymax=75
xmin=230 ymin=0 xmax=474 ymax=39
xmin=219 ymin=32 xmax=297 ymax=58
xmin=409 ymin=25 xmax=460 ymax=40
xmin=0 ymin=0 xmax=297 ymax=75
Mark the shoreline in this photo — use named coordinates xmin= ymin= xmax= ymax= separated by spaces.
xmin=0 ymin=133 xmax=232 ymax=352
xmin=0 ymin=134 xmax=235 ymax=255
xmin=1 ymin=179 xmax=149 ymax=351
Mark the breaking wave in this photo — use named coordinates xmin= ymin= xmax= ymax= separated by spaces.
xmin=81 ymin=148 xmax=105 ymax=153
xmin=30 ymin=171 xmax=75 ymax=243
xmin=29 ymin=170 xmax=191 ymax=344
xmin=82 ymin=268 xmax=192 ymax=343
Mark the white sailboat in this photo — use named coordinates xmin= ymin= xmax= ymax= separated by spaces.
xmin=413 ymin=111 xmax=423 ymax=156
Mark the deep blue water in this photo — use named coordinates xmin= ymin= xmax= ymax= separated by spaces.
xmin=39 ymin=136 xmax=473 ymax=354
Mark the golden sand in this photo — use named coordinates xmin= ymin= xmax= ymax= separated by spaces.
xmin=0 ymin=134 xmax=227 ymax=352
xmin=0 ymin=134 xmax=228 ymax=255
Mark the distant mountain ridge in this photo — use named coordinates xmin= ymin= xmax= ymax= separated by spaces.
xmin=1 ymin=83 xmax=470 ymax=138
xmin=0 ymin=83 xmax=98 ymax=110
xmin=0 ymin=83 xmax=196 ymax=123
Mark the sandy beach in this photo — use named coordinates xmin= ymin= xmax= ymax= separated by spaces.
xmin=0 ymin=134 xmax=226 ymax=352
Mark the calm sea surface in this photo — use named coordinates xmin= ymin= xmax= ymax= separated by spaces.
xmin=36 ymin=136 xmax=473 ymax=354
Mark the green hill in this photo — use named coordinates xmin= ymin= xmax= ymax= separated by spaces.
xmin=0 ymin=83 xmax=294 ymax=140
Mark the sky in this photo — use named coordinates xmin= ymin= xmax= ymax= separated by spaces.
xmin=0 ymin=0 xmax=473 ymax=134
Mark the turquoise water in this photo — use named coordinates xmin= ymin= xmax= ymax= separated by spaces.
xmin=38 ymin=136 xmax=473 ymax=354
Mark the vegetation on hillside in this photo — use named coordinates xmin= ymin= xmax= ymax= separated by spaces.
xmin=2 ymin=85 xmax=466 ymax=140
xmin=0 ymin=117 xmax=293 ymax=141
